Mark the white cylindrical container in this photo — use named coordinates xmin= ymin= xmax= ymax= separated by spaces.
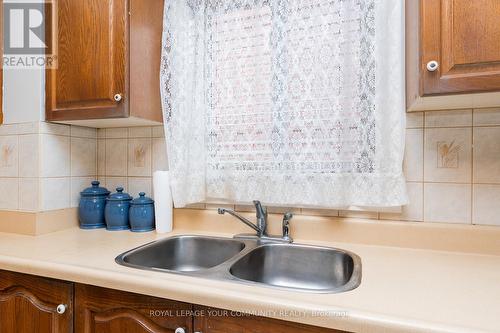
xmin=153 ymin=171 xmax=173 ymax=233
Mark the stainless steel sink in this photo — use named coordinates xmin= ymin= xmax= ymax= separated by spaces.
xmin=116 ymin=235 xmax=361 ymax=293
xmin=229 ymin=244 xmax=360 ymax=293
xmin=117 ymin=235 xmax=245 ymax=272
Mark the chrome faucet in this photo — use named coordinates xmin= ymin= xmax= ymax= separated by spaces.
xmin=253 ymin=200 xmax=268 ymax=236
xmin=217 ymin=200 xmax=293 ymax=243
xmin=282 ymin=212 xmax=293 ymax=242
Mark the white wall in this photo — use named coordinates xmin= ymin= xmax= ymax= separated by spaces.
xmin=2 ymin=0 xmax=46 ymax=124
xmin=2 ymin=68 xmax=45 ymax=124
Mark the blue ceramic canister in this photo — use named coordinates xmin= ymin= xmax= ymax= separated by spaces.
xmin=78 ymin=181 xmax=110 ymax=229
xmin=105 ymin=187 xmax=132 ymax=231
xmin=129 ymin=192 xmax=155 ymax=232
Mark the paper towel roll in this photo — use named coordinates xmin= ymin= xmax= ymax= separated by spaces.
xmin=153 ymin=171 xmax=173 ymax=233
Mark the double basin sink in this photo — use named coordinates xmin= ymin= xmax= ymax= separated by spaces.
xmin=116 ymin=235 xmax=362 ymax=294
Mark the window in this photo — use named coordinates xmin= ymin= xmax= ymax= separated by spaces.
xmin=161 ymin=0 xmax=407 ymax=209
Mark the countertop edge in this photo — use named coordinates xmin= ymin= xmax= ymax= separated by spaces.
xmin=0 ymin=253 xmax=491 ymax=333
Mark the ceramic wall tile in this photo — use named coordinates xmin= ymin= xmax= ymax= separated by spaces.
xmin=0 ymin=124 xmax=18 ymax=136
xmin=473 ymin=184 xmax=500 ymax=226
xmin=39 ymin=122 xmax=70 ymax=136
xmin=70 ymin=177 xmax=95 ymax=208
xmin=404 ymin=129 xmax=423 ymax=182
xmin=185 ymin=203 xmax=207 ymax=209
xmin=19 ymin=178 xmax=39 ymax=211
xmin=266 ymin=206 xmax=301 ymax=214
xmin=40 ymin=177 xmax=70 ymax=210
xmin=152 ymin=126 xmax=165 ymax=138
xmin=425 ymin=109 xmax=472 ymax=128
xmin=97 ymin=139 xmax=106 ymax=176
xmin=128 ymin=138 xmax=152 ymax=177
xmin=152 ymin=138 xmax=168 ymax=172
xmin=300 ymin=208 xmax=339 ymax=217
xmin=71 ymin=138 xmax=97 ymax=177
xmin=205 ymin=203 xmax=235 ymax=210
xmin=17 ymin=122 xmax=40 ymax=135
xmin=128 ymin=177 xmax=153 ymax=198
xmin=40 ymin=134 xmax=70 ymax=177
xmin=105 ymin=139 xmax=128 ymax=176
xmin=234 ymin=204 xmax=255 ymax=213
xmin=380 ymin=182 xmax=423 ymax=222
xmin=70 ymin=126 xmax=97 ymax=139
xmin=18 ymin=134 xmax=39 ymax=177
xmin=406 ymin=112 xmax=424 ymax=129
xmin=473 ymin=108 xmax=500 ymax=126
xmin=339 ymin=210 xmax=379 ymax=219
xmin=0 ymin=136 xmax=19 ymax=177
xmin=97 ymin=128 xmax=106 ymax=139
xmin=0 ymin=178 xmax=19 ymax=210
xmin=473 ymin=127 xmax=500 ymax=184
xmin=128 ymin=127 xmax=152 ymax=138
xmin=57 ymin=119 xmax=500 ymax=225
xmin=105 ymin=177 xmax=128 ymax=193
xmin=105 ymin=128 xmax=128 ymax=139
xmin=424 ymin=128 xmax=472 ymax=183
xmin=424 ymin=183 xmax=471 ymax=224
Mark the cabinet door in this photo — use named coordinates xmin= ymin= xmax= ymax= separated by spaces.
xmin=75 ymin=284 xmax=193 ymax=333
xmin=421 ymin=0 xmax=500 ymax=95
xmin=46 ymin=0 xmax=128 ymax=121
xmin=193 ymin=306 xmax=349 ymax=333
xmin=0 ymin=270 xmax=73 ymax=333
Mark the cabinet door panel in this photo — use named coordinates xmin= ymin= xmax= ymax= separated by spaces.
xmin=46 ymin=0 xmax=128 ymax=121
xmin=75 ymin=284 xmax=193 ymax=333
xmin=0 ymin=270 xmax=73 ymax=333
xmin=422 ymin=0 xmax=500 ymax=95
xmin=193 ymin=306 xmax=349 ymax=333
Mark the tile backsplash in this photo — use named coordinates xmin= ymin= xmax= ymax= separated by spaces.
xmin=1 ymin=107 xmax=500 ymax=227
xmin=0 ymin=122 xmax=99 ymax=211
xmin=96 ymin=126 xmax=167 ymax=198
xmin=394 ymin=108 xmax=500 ymax=226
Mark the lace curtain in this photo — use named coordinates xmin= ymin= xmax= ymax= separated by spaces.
xmin=161 ymin=0 xmax=407 ymax=208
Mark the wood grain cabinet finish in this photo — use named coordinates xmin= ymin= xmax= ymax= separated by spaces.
xmin=75 ymin=284 xmax=193 ymax=333
xmin=413 ymin=0 xmax=500 ymax=97
xmin=0 ymin=270 xmax=350 ymax=333
xmin=193 ymin=306 xmax=349 ymax=333
xmin=0 ymin=270 xmax=73 ymax=333
xmin=46 ymin=0 xmax=164 ymax=125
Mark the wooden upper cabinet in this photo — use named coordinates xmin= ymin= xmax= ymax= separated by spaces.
xmin=46 ymin=0 xmax=127 ymax=120
xmin=421 ymin=0 xmax=500 ymax=95
xmin=407 ymin=0 xmax=500 ymax=110
xmin=0 ymin=270 xmax=73 ymax=333
xmin=46 ymin=0 xmax=164 ymax=126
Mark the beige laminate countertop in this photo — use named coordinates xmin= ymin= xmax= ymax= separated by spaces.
xmin=0 ymin=227 xmax=499 ymax=333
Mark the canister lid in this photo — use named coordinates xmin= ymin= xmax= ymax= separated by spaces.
xmin=131 ymin=192 xmax=154 ymax=205
xmin=107 ymin=187 xmax=132 ymax=201
xmin=80 ymin=181 xmax=110 ymax=197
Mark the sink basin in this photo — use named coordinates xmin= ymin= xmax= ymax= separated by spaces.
xmin=116 ymin=235 xmax=361 ymax=293
xmin=116 ymin=235 xmax=245 ymax=272
xmin=229 ymin=244 xmax=361 ymax=293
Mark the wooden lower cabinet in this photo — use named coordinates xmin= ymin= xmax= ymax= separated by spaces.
xmin=193 ymin=306 xmax=347 ymax=333
xmin=0 ymin=270 xmax=73 ymax=333
xmin=0 ymin=270 xmax=349 ymax=333
xmin=75 ymin=284 xmax=192 ymax=333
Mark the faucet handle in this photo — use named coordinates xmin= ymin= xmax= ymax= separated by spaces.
xmin=253 ymin=200 xmax=267 ymax=218
xmin=282 ymin=212 xmax=293 ymax=242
